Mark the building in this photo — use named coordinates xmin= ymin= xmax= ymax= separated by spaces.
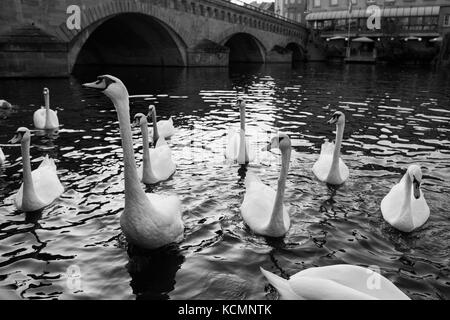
xmin=249 ymin=1 xmax=275 ymax=11
xmin=275 ymin=0 xmax=309 ymax=23
xmin=305 ymin=0 xmax=450 ymax=62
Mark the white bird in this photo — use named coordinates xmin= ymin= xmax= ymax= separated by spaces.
xmin=148 ymin=105 xmax=175 ymax=144
xmin=0 ymin=99 xmax=12 ymax=110
xmin=225 ymin=98 xmax=255 ymax=164
xmin=381 ymin=165 xmax=430 ymax=232
xmin=9 ymin=127 xmax=64 ymax=212
xmin=0 ymin=147 xmax=5 ymax=165
xmin=260 ymin=264 xmax=410 ymax=300
xmin=240 ymin=134 xmax=291 ymax=237
xmin=313 ymin=111 xmax=349 ymax=185
xmin=82 ymin=75 xmax=184 ymax=249
xmin=133 ymin=113 xmax=176 ymax=184
xmin=33 ymin=88 xmax=60 ymax=130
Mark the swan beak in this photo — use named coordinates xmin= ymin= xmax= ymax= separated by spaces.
xmin=262 ymin=141 xmax=272 ymax=152
xmin=9 ymin=134 xmax=20 ymax=144
xmin=413 ymin=180 xmax=421 ymax=199
xmin=82 ymin=81 xmax=105 ymax=91
xmin=327 ymin=117 xmax=337 ymax=124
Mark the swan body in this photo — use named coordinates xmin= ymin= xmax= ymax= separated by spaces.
xmin=33 ymin=88 xmax=59 ymax=130
xmin=83 ymin=75 xmax=183 ymax=249
xmin=240 ymin=134 xmax=291 ymax=237
xmin=148 ymin=105 xmax=174 ymax=143
xmin=313 ymin=111 xmax=349 ymax=185
xmin=225 ymin=99 xmax=255 ymax=164
xmin=133 ymin=113 xmax=176 ymax=184
xmin=0 ymin=147 xmax=5 ymax=165
xmin=381 ymin=165 xmax=430 ymax=232
xmin=0 ymin=99 xmax=12 ymax=110
xmin=260 ymin=264 xmax=410 ymax=300
xmin=10 ymin=128 xmax=64 ymax=212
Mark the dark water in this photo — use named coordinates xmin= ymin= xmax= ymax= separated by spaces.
xmin=0 ymin=63 xmax=449 ymax=300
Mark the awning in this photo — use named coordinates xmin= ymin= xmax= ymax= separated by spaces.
xmin=429 ymin=36 xmax=443 ymax=42
xmin=352 ymin=36 xmax=374 ymax=43
xmin=306 ymin=6 xmax=439 ymax=21
xmin=327 ymin=36 xmax=346 ymax=41
xmin=404 ymin=36 xmax=422 ymax=41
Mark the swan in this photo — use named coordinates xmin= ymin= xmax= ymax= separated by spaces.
xmin=0 ymin=99 xmax=12 ymax=110
xmin=225 ymin=98 xmax=254 ymax=164
xmin=33 ymin=88 xmax=60 ymax=130
xmin=82 ymin=75 xmax=184 ymax=249
xmin=260 ymin=264 xmax=410 ymax=300
xmin=0 ymin=147 xmax=5 ymax=165
xmin=133 ymin=113 xmax=176 ymax=184
xmin=381 ymin=165 xmax=430 ymax=232
xmin=148 ymin=105 xmax=175 ymax=144
xmin=240 ymin=134 xmax=291 ymax=237
xmin=9 ymin=127 xmax=64 ymax=212
xmin=313 ymin=111 xmax=349 ymax=185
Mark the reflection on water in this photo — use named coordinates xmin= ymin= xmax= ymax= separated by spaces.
xmin=0 ymin=63 xmax=449 ymax=300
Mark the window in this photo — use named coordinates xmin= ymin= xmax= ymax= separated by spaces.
xmin=314 ymin=0 xmax=321 ymax=7
xmin=330 ymin=0 xmax=338 ymax=6
xmin=351 ymin=0 xmax=357 ymax=4
xmin=444 ymin=15 xmax=450 ymax=27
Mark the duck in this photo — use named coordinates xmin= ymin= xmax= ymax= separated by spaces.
xmin=240 ymin=134 xmax=291 ymax=237
xmin=381 ymin=165 xmax=430 ymax=232
xmin=33 ymin=88 xmax=60 ymax=130
xmin=225 ymin=98 xmax=254 ymax=164
xmin=133 ymin=113 xmax=176 ymax=184
xmin=0 ymin=147 xmax=5 ymax=165
xmin=9 ymin=127 xmax=64 ymax=212
xmin=82 ymin=75 xmax=184 ymax=249
xmin=312 ymin=111 xmax=349 ymax=185
xmin=148 ymin=105 xmax=175 ymax=144
xmin=260 ymin=264 xmax=410 ymax=300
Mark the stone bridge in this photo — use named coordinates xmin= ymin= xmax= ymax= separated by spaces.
xmin=0 ymin=0 xmax=309 ymax=77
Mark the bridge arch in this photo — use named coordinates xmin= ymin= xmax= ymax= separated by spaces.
xmin=286 ymin=42 xmax=306 ymax=62
xmin=222 ymin=32 xmax=265 ymax=63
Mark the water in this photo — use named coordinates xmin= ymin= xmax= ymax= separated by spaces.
xmin=0 ymin=63 xmax=449 ymax=300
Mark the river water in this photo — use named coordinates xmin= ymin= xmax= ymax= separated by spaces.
xmin=0 ymin=63 xmax=449 ymax=300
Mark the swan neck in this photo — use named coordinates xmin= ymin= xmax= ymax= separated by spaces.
xmin=330 ymin=122 xmax=344 ymax=174
xmin=113 ymin=96 xmax=146 ymax=204
xmin=269 ymin=147 xmax=291 ymax=229
xmin=240 ymin=107 xmax=245 ymax=131
xmin=141 ymin=121 xmax=152 ymax=173
xmin=21 ymin=139 xmax=38 ymax=203
xmin=152 ymin=108 xmax=159 ymax=144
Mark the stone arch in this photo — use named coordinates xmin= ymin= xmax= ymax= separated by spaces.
xmin=286 ymin=42 xmax=306 ymax=62
xmin=221 ymin=32 xmax=266 ymax=63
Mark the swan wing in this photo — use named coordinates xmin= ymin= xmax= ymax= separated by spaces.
xmin=0 ymin=148 xmax=5 ymax=165
xmin=381 ymin=182 xmax=405 ymax=227
xmin=339 ymin=158 xmax=349 ymax=181
xmin=312 ymin=140 xmax=334 ymax=181
xmin=33 ymin=108 xmax=46 ymax=129
xmin=146 ymin=193 xmax=184 ymax=241
xmin=291 ymin=265 xmax=409 ymax=300
xmin=157 ymin=117 xmax=175 ymax=138
xmin=32 ymin=156 xmax=64 ymax=205
xmin=225 ymin=130 xmax=239 ymax=161
xmin=410 ymin=190 xmax=430 ymax=230
xmin=150 ymin=145 xmax=176 ymax=181
xmin=46 ymin=109 xmax=60 ymax=129
xmin=260 ymin=267 xmax=301 ymax=300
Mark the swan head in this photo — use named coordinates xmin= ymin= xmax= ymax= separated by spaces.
xmin=9 ymin=127 xmax=31 ymax=144
xmin=82 ymin=75 xmax=128 ymax=102
xmin=132 ymin=113 xmax=148 ymax=128
xmin=236 ymin=98 xmax=246 ymax=111
xmin=328 ymin=111 xmax=345 ymax=126
xmin=43 ymin=87 xmax=49 ymax=96
xmin=407 ymin=165 xmax=423 ymax=199
xmin=262 ymin=133 xmax=291 ymax=152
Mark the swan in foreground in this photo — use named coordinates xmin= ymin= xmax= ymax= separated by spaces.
xmin=260 ymin=264 xmax=410 ymax=300
xmin=0 ymin=147 xmax=5 ymax=165
xmin=240 ymin=134 xmax=291 ymax=237
xmin=83 ymin=75 xmax=183 ymax=249
xmin=133 ymin=113 xmax=176 ymax=184
xmin=313 ymin=111 xmax=349 ymax=185
xmin=33 ymin=88 xmax=60 ymax=130
xmin=225 ymin=98 xmax=255 ymax=164
xmin=9 ymin=127 xmax=64 ymax=212
xmin=148 ymin=105 xmax=174 ymax=144
xmin=381 ymin=165 xmax=430 ymax=232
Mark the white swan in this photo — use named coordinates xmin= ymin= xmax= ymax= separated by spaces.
xmin=313 ymin=111 xmax=349 ymax=185
xmin=381 ymin=165 xmax=430 ymax=232
xmin=33 ymin=88 xmax=60 ymax=130
xmin=83 ymin=75 xmax=184 ymax=249
xmin=225 ymin=98 xmax=255 ymax=164
xmin=240 ymin=134 xmax=291 ymax=237
xmin=133 ymin=113 xmax=176 ymax=184
xmin=9 ymin=127 xmax=64 ymax=212
xmin=148 ymin=105 xmax=175 ymax=144
xmin=260 ymin=264 xmax=410 ymax=300
xmin=0 ymin=99 xmax=12 ymax=110
xmin=0 ymin=147 xmax=5 ymax=165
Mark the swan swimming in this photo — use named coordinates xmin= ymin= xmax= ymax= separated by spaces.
xmin=148 ymin=105 xmax=175 ymax=144
xmin=83 ymin=75 xmax=184 ymax=249
xmin=313 ymin=111 xmax=349 ymax=185
xmin=133 ymin=113 xmax=176 ymax=184
xmin=33 ymin=88 xmax=60 ymax=130
xmin=381 ymin=165 xmax=430 ymax=232
xmin=260 ymin=264 xmax=410 ymax=300
xmin=0 ymin=147 xmax=5 ymax=165
xmin=0 ymin=99 xmax=12 ymax=110
xmin=240 ymin=134 xmax=291 ymax=237
xmin=9 ymin=127 xmax=64 ymax=212
xmin=225 ymin=98 xmax=254 ymax=164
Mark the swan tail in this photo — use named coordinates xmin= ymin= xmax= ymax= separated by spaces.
xmin=155 ymin=137 xmax=167 ymax=148
xmin=38 ymin=155 xmax=56 ymax=169
xmin=260 ymin=267 xmax=297 ymax=300
xmin=320 ymin=139 xmax=335 ymax=156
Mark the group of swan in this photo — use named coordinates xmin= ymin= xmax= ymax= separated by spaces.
xmin=2 ymin=74 xmax=430 ymax=300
